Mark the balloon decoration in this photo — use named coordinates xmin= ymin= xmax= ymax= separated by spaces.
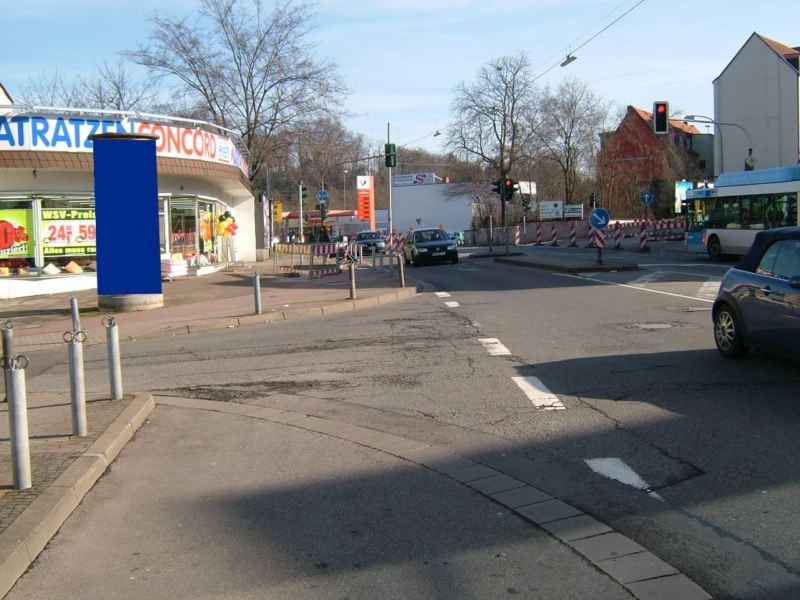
xmin=216 ymin=211 xmax=238 ymax=238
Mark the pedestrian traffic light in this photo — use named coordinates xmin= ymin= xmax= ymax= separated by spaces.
xmin=492 ymin=180 xmax=504 ymax=196
xmin=653 ymin=101 xmax=669 ymax=134
xmin=503 ymin=178 xmax=518 ymax=201
xmin=299 ymin=181 xmax=308 ymax=206
xmin=384 ymin=143 xmax=397 ymax=168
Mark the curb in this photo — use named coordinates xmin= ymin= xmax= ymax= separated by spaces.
xmin=494 ymin=256 xmax=640 ymax=273
xmin=157 ymin=396 xmax=712 ymax=600
xmin=0 ymin=393 xmax=155 ymax=598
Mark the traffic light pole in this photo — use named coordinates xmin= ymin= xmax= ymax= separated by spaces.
xmin=298 ymin=181 xmax=304 ymax=243
xmin=387 ymin=123 xmax=393 ymax=236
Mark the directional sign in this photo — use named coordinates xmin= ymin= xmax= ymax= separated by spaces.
xmin=317 ymin=190 xmax=329 ymax=202
xmin=641 ymin=191 xmax=654 ymax=205
xmin=589 ymin=207 xmax=610 ymax=229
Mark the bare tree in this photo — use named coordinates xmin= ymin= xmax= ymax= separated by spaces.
xmin=16 ymin=61 xmax=158 ymax=111
xmin=127 ymin=0 xmax=345 ymax=186
xmin=446 ymin=53 xmax=539 ymax=178
xmin=531 ymin=78 xmax=610 ymax=203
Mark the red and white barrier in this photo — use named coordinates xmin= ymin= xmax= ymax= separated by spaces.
xmin=639 ymin=221 xmax=648 ymax=252
xmin=550 ymin=221 xmax=558 ymax=246
xmin=594 ymin=228 xmax=605 ymax=249
xmin=569 ymin=221 xmax=577 ymax=247
xmin=514 ymin=225 xmax=521 ymax=246
xmin=535 ymin=222 xmax=542 ymax=245
xmin=614 ymin=221 xmax=622 ymax=250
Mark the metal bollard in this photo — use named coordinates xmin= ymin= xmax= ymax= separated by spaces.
xmin=3 ymin=355 xmax=31 ymax=490
xmin=64 ymin=330 xmax=87 ymax=437
xmin=102 ymin=317 xmax=123 ymax=401
xmin=70 ymin=296 xmax=81 ymax=332
xmin=253 ymin=271 xmax=262 ymax=315
xmin=1 ymin=320 xmax=13 ymax=401
xmin=348 ymin=262 xmax=357 ymax=300
xmin=397 ymin=254 xmax=406 ymax=288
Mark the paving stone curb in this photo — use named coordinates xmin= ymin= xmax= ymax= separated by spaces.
xmin=0 ymin=393 xmax=155 ymax=599
xmin=157 ymin=396 xmax=712 ymax=600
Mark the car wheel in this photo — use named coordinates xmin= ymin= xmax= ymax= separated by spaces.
xmin=707 ymin=236 xmax=723 ymax=260
xmin=411 ymin=253 xmax=420 ymax=267
xmin=714 ymin=305 xmax=750 ymax=358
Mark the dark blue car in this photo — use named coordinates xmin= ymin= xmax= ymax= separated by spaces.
xmin=713 ymin=227 xmax=800 ymax=359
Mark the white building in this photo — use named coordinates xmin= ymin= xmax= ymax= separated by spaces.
xmin=714 ymin=33 xmax=800 ymax=174
xmin=391 ymin=175 xmax=474 ymax=234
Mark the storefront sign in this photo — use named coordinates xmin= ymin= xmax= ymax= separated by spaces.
xmin=40 ymin=208 xmax=97 ymax=256
xmin=392 ymin=173 xmax=435 ymax=187
xmin=0 ymin=115 xmax=248 ymax=177
xmin=0 ymin=209 xmax=34 ymax=258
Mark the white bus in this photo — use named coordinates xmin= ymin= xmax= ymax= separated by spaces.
xmin=685 ymin=165 xmax=799 ymax=258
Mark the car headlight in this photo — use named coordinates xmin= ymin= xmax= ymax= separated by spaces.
xmin=416 ymin=247 xmax=428 ymax=253
xmin=377 ymin=241 xmax=385 ymax=247
xmin=447 ymin=244 xmax=456 ymax=250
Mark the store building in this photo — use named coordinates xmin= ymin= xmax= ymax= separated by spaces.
xmin=0 ymin=84 xmax=254 ymax=298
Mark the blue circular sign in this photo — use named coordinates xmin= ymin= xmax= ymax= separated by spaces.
xmin=589 ymin=207 xmax=611 ymax=229
xmin=317 ymin=190 xmax=329 ymax=202
xmin=641 ymin=191 xmax=654 ymax=205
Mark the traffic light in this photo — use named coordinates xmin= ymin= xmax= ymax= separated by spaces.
xmin=299 ymin=181 xmax=308 ymax=206
xmin=384 ymin=143 xmax=397 ymax=168
xmin=522 ymin=196 xmax=530 ymax=211
xmin=653 ymin=101 xmax=669 ymax=134
xmin=491 ymin=180 xmax=503 ymax=196
xmin=503 ymin=178 xmax=518 ymax=201
xmin=319 ymin=200 xmax=328 ymax=220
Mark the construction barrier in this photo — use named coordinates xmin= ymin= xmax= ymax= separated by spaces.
xmin=614 ymin=222 xmax=622 ymax=250
xmin=639 ymin=222 xmax=649 ymax=252
xmin=535 ymin=222 xmax=543 ymax=245
xmin=272 ymin=242 xmax=343 ymax=278
xmin=515 ymin=226 xmax=521 ymax=246
xmin=550 ymin=221 xmax=558 ymax=246
xmin=569 ymin=221 xmax=577 ymax=247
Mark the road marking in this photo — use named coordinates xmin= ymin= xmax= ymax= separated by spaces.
xmin=584 ymin=457 xmax=663 ymax=501
xmin=698 ymin=281 xmax=720 ymax=300
xmin=444 ymin=301 xmax=460 ymax=308
xmin=511 ymin=376 xmax=566 ymax=410
xmin=553 ymin=273 xmax=714 ymax=303
xmin=435 ymin=292 xmax=451 ymax=298
xmin=478 ymin=338 xmax=511 ymax=355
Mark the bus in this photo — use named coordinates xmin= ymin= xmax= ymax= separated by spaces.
xmin=685 ymin=165 xmax=799 ymax=258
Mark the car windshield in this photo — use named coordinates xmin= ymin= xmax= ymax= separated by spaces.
xmin=417 ymin=230 xmax=448 ymax=242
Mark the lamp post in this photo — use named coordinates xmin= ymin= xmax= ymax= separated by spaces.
xmin=342 ymin=169 xmax=348 ymax=211
xmin=683 ymin=115 xmax=754 ymax=174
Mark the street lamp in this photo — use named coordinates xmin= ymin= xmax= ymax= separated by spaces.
xmin=560 ymin=54 xmax=577 ymax=67
xmin=683 ymin=114 xmax=754 ymax=174
xmin=342 ymin=169 xmax=348 ymax=210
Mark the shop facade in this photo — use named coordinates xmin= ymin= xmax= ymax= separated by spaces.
xmin=0 ymin=98 xmax=254 ymax=298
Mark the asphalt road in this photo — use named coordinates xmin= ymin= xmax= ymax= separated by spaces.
xmin=13 ymin=241 xmax=800 ymax=599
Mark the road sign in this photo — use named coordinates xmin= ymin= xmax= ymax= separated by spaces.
xmin=589 ymin=207 xmax=610 ymax=229
xmin=317 ymin=190 xmax=329 ymax=202
xmin=641 ymin=191 xmax=654 ymax=205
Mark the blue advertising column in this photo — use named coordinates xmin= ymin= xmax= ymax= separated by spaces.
xmin=90 ymin=133 xmax=163 ymax=311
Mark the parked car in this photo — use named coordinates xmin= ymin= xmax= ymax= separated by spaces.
xmin=447 ymin=231 xmax=464 ymax=246
xmin=403 ymin=228 xmax=459 ymax=266
xmin=712 ymin=226 xmax=800 ymax=360
xmin=352 ymin=231 xmax=386 ymax=254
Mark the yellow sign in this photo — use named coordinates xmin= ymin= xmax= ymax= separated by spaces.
xmin=273 ymin=201 xmax=283 ymax=223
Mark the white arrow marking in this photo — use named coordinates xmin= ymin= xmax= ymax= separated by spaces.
xmin=479 ymin=338 xmax=511 ymax=356
xmin=511 ymin=376 xmax=566 ymax=410
xmin=584 ymin=458 xmax=663 ymax=501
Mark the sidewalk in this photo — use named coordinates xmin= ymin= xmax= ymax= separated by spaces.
xmin=0 ymin=252 xmax=710 ymax=599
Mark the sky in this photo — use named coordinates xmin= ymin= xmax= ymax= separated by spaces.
xmin=3 ymin=1 xmax=799 ymax=157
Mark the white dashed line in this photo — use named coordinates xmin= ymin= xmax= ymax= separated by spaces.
xmin=435 ymin=292 xmax=452 ymax=298
xmin=444 ymin=301 xmax=460 ymax=308
xmin=478 ymin=338 xmax=511 ymax=355
xmin=511 ymin=376 xmax=566 ymax=410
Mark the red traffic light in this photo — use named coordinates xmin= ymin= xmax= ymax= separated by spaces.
xmin=652 ymin=101 xmax=669 ymax=134
xmin=504 ymin=178 xmax=514 ymax=188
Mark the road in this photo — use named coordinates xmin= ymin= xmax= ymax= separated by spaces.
xmin=12 ymin=241 xmax=800 ymax=599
